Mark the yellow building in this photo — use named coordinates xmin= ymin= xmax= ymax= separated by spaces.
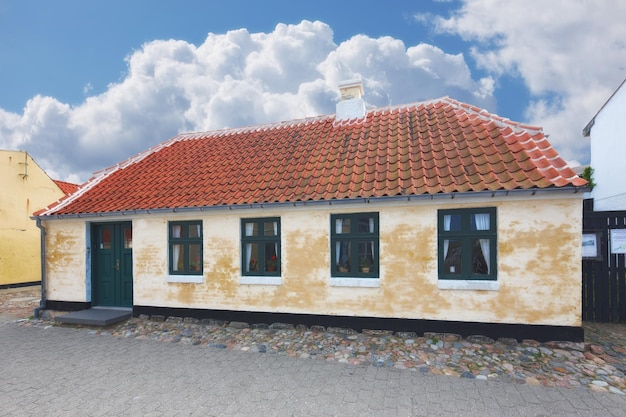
xmin=0 ymin=150 xmax=77 ymax=287
xmin=34 ymin=87 xmax=590 ymax=341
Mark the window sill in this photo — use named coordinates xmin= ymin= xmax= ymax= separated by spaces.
xmin=330 ymin=277 xmax=380 ymax=288
xmin=239 ymin=276 xmax=282 ymax=286
xmin=167 ymin=274 xmax=204 ymax=284
xmin=438 ymin=280 xmax=499 ymax=291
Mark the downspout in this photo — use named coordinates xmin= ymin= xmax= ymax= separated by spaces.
xmin=34 ymin=218 xmax=46 ymax=319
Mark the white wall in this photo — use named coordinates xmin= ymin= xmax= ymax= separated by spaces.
xmin=590 ymin=82 xmax=626 ymax=211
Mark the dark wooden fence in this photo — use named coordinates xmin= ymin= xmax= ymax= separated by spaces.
xmin=582 ymin=200 xmax=626 ymax=322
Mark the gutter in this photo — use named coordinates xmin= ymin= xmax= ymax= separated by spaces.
xmin=33 ymin=186 xmax=592 ymax=220
xmin=34 ymin=219 xmax=46 ymax=319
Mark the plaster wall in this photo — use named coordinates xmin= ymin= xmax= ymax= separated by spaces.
xmin=44 ymin=219 xmax=88 ymax=301
xmin=42 ymin=194 xmax=583 ymax=327
xmin=0 ymin=150 xmax=67 ymax=286
xmin=589 ymin=83 xmax=626 ymax=211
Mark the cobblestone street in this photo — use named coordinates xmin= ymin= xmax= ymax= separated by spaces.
xmin=3 ymin=286 xmax=626 ymax=395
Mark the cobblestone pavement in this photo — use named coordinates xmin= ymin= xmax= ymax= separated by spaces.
xmin=2 ymin=286 xmax=626 ymax=416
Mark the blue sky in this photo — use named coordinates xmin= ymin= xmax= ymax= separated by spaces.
xmin=1 ymin=0 xmax=625 ymax=182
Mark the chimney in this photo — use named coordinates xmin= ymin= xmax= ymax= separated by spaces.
xmin=336 ymin=79 xmax=366 ymax=120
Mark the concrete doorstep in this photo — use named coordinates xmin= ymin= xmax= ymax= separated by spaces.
xmin=54 ymin=308 xmax=132 ymax=326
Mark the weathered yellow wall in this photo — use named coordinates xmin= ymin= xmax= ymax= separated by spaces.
xmin=0 ymin=150 xmax=67 ymax=286
xmin=44 ymin=219 xmax=87 ymax=301
xmin=42 ymin=194 xmax=583 ymax=326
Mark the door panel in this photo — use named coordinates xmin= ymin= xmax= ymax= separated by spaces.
xmin=120 ymin=224 xmax=133 ymax=306
xmin=93 ymin=223 xmax=133 ymax=307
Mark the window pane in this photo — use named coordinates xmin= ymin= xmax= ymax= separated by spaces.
xmin=444 ymin=214 xmax=461 ymax=232
xmin=172 ymin=244 xmax=184 ymax=272
xmin=471 ymin=213 xmax=491 ymax=231
xmin=100 ymin=229 xmax=111 ymax=250
xmin=245 ymin=222 xmax=258 ymax=236
xmin=357 ymin=217 xmax=372 ymax=233
xmin=171 ymin=225 xmax=182 ymax=238
xmin=336 ymin=241 xmax=351 ymax=272
xmin=189 ymin=244 xmax=202 ymax=272
xmin=246 ymin=243 xmax=260 ymax=272
xmin=358 ymin=240 xmax=374 ymax=271
xmin=188 ymin=224 xmax=201 ymax=238
xmin=265 ymin=242 xmax=278 ymax=272
xmin=263 ymin=222 xmax=277 ymax=236
xmin=472 ymin=239 xmax=490 ymax=275
xmin=335 ymin=218 xmax=351 ymax=234
xmin=443 ymin=239 xmax=462 ymax=274
xmin=124 ymin=227 xmax=132 ymax=249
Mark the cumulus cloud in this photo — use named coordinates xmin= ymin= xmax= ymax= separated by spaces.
xmin=0 ymin=20 xmax=494 ymax=183
xmin=429 ymin=0 xmax=626 ymax=165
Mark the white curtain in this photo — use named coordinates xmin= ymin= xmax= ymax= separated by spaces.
xmin=474 ymin=213 xmax=490 ymax=274
xmin=443 ymin=215 xmax=451 ymax=260
xmin=335 ymin=219 xmax=343 ymax=265
xmin=172 ymin=246 xmax=180 ymax=271
xmin=195 ymin=224 xmax=201 ymax=237
xmin=245 ymin=223 xmax=254 ymax=272
xmin=172 ymin=226 xmax=182 ymax=271
xmin=245 ymin=244 xmax=252 ymax=272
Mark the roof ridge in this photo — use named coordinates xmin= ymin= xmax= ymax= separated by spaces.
xmin=72 ymin=99 xmax=453 ymax=192
xmin=176 ymin=114 xmax=335 ymax=140
xmin=441 ymin=97 xmax=544 ymax=135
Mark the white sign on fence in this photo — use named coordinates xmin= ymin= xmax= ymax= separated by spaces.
xmin=582 ymin=233 xmax=599 ymax=258
xmin=610 ymin=229 xmax=626 ymax=254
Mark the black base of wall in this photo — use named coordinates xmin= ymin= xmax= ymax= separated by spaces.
xmin=133 ymin=306 xmax=584 ymax=343
xmin=45 ymin=300 xmax=92 ymax=312
xmin=0 ymin=281 xmax=40 ymax=290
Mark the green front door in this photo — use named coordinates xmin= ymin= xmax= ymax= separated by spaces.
xmin=92 ymin=222 xmax=133 ymax=307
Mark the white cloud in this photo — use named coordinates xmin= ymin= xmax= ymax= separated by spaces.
xmin=0 ymin=20 xmax=494 ymax=183
xmin=430 ymin=0 xmax=626 ymax=164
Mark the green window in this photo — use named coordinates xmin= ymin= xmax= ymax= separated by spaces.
xmin=169 ymin=221 xmax=203 ymax=275
xmin=331 ymin=212 xmax=379 ymax=278
xmin=242 ymin=218 xmax=281 ymax=276
xmin=438 ymin=208 xmax=497 ymax=280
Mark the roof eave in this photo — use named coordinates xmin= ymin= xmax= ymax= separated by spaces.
xmin=582 ymin=118 xmax=594 ymax=137
xmin=32 ymin=186 xmax=590 ymax=221
xmin=582 ymin=77 xmax=626 ymax=138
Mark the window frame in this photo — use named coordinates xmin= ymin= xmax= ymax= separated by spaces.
xmin=437 ymin=207 xmax=497 ymax=281
xmin=241 ymin=217 xmax=281 ymax=277
xmin=330 ymin=212 xmax=380 ymax=278
xmin=168 ymin=220 xmax=203 ymax=276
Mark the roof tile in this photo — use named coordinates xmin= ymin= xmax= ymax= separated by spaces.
xmin=53 ymin=180 xmax=80 ymax=195
xmin=38 ymin=97 xmax=587 ymax=216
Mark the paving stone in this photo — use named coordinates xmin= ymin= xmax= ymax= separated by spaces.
xmin=2 ymin=287 xmax=626 ymax=401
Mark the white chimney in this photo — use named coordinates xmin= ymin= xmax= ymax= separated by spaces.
xmin=336 ymin=79 xmax=366 ymax=120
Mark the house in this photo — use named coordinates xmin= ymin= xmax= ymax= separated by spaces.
xmin=583 ymin=77 xmax=626 ymax=211
xmin=33 ymin=81 xmax=588 ymax=341
xmin=0 ymin=150 xmax=78 ymax=288
xmin=581 ymin=77 xmax=626 ymax=323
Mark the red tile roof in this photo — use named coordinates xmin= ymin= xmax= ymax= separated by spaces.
xmin=53 ymin=179 xmax=80 ymax=195
xmin=37 ymin=97 xmax=587 ymax=216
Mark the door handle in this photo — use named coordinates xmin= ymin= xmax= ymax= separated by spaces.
xmin=115 ymin=259 xmax=120 ymax=271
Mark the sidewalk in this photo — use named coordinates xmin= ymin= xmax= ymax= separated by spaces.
xmin=2 ymin=286 xmax=626 ymax=401
xmin=3 ymin=321 xmax=626 ymax=416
